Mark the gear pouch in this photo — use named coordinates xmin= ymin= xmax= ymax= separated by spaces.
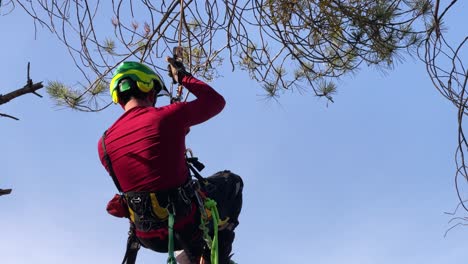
xmin=106 ymin=194 xmax=130 ymax=218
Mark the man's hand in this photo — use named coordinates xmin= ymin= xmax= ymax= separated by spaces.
xmin=166 ymin=56 xmax=191 ymax=85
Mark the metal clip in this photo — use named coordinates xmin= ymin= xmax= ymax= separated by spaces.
xmin=194 ymin=190 xmax=208 ymax=219
xmin=173 ymin=46 xmax=184 ymax=62
xmin=178 ymin=187 xmax=191 ymax=205
xmin=185 ymin=148 xmax=194 ymax=158
xmin=166 ymin=197 xmax=177 ymax=216
xmin=131 ymin=197 xmax=141 ymax=204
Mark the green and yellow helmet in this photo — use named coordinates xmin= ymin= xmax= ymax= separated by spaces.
xmin=109 ymin=61 xmax=165 ymax=104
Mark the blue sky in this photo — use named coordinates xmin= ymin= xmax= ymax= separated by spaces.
xmin=1 ymin=2 xmax=468 ymax=264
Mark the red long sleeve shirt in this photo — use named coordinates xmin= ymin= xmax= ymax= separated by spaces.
xmin=98 ymin=76 xmax=225 ymax=192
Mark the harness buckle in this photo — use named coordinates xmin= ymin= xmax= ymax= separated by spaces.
xmin=189 ymin=179 xmax=201 ymax=191
xmin=130 ymin=196 xmax=141 ymax=204
xmin=166 ymin=198 xmax=177 ymax=216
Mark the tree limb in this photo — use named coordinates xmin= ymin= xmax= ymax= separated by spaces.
xmin=0 ymin=189 xmax=12 ymax=196
xmin=0 ymin=62 xmax=43 ymax=106
xmin=0 ymin=81 xmax=43 ymax=106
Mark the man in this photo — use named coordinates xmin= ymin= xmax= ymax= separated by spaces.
xmin=98 ymin=58 xmax=242 ymax=264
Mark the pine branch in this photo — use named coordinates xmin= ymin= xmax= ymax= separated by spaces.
xmin=0 ymin=189 xmax=12 ymax=196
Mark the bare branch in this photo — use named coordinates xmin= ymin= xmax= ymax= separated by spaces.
xmin=0 ymin=81 xmax=44 ymax=105
xmin=0 ymin=112 xmax=19 ymax=120
xmin=420 ymin=0 xmax=468 ymax=216
xmin=0 ymin=62 xmax=44 ymax=105
xmin=0 ymin=189 xmax=12 ymax=196
xmin=9 ymin=0 xmax=429 ymax=110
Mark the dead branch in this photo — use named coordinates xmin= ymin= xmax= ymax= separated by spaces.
xmin=0 ymin=63 xmax=43 ymax=106
xmin=0 ymin=112 xmax=19 ymax=120
xmin=0 ymin=189 xmax=12 ymax=196
xmin=0 ymin=81 xmax=44 ymax=105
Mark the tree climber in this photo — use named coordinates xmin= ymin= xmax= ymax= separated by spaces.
xmin=98 ymin=58 xmax=243 ymax=264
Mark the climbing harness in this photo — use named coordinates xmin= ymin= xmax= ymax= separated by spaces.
xmin=101 ymin=130 xmax=223 ymax=264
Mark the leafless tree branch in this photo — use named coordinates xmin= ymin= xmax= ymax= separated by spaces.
xmin=0 ymin=112 xmax=20 ymax=120
xmin=420 ymin=0 xmax=468 ymax=216
xmin=0 ymin=63 xmax=43 ymax=120
xmin=0 ymin=62 xmax=44 ymax=106
xmin=0 ymin=189 xmax=12 ymax=196
xmin=0 ymin=82 xmax=44 ymax=106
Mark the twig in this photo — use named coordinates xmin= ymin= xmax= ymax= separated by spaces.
xmin=0 ymin=112 xmax=19 ymax=120
xmin=444 ymin=199 xmax=468 ymax=215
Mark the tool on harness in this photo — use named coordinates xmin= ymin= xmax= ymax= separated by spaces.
xmin=124 ymin=182 xmax=194 ymax=232
xmin=186 ymin=149 xmax=206 ymax=180
xmin=185 ymin=149 xmax=218 ymax=196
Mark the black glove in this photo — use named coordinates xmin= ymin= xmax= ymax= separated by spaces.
xmin=166 ymin=56 xmax=191 ymax=85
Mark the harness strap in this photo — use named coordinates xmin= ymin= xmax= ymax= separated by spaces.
xmin=101 ymin=131 xmax=141 ymax=264
xmin=122 ymin=225 xmax=140 ymax=264
xmin=186 ymin=158 xmax=206 ymax=184
xmin=101 ymin=131 xmax=123 ymax=192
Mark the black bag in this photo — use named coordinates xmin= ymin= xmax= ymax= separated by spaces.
xmin=203 ymin=170 xmax=243 ymax=229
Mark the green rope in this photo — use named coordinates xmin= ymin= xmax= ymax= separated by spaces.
xmin=204 ymin=198 xmax=220 ymax=264
xmin=199 ymin=215 xmax=212 ymax=246
xmin=167 ymin=211 xmax=177 ymax=264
